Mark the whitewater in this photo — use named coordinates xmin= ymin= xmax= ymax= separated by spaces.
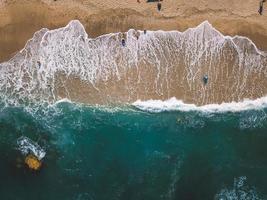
xmin=0 ymin=20 xmax=266 ymax=110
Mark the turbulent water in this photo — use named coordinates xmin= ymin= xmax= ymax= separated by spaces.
xmin=0 ymin=20 xmax=266 ymax=106
xmin=0 ymin=102 xmax=267 ymax=200
xmin=1 ymin=20 xmax=267 ymax=200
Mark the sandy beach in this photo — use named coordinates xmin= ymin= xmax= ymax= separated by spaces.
xmin=1 ymin=0 xmax=267 ymax=62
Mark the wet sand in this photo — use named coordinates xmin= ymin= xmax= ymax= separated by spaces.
xmin=1 ymin=0 xmax=267 ymax=62
xmin=0 ymin=20 xmax=266 ymax=106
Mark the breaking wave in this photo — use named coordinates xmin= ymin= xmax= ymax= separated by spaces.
xmin=215 ymin=177 xmax=262 ymax=200
xmin=17 ymin=136 xmax=46 ymax=160
xmin=0 ymin=20 xmax=266 ymax=110
xmin=132 ymin=96 xmax=267 ymax=113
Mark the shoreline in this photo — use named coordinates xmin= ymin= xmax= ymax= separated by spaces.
xmin=1 ymin=94 xmax=267 ymax=114
xmin=53 ymin=95 xmax=267 ymax=113
xmin=0 ymin=20 xmax=266 ymax=107
xmin=1 ymin=0 xmax=267 ymax=62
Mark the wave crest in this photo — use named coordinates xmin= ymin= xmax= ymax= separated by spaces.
xmin=133 ymin=97 xmax=267 ymax=113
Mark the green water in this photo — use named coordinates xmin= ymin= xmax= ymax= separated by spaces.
xmin=0 ymin=102 xmax=267 ymax=200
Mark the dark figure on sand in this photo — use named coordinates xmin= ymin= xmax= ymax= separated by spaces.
xmin=157 ymin=2 xmax=162 ymax=11
xmin=203 ymin=75 xmax=208 ymax=85
xmin=259 ymin=0 xmax=266 ymax=15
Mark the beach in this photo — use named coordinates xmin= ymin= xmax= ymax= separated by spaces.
xmin=0 ymin=1 xmax=266 ymax=106
xmin=1 ymin=0 xmax=267 ymax=62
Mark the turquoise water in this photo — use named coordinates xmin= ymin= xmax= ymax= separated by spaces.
xmin=0 ymin=102 xmax=267 ymax=200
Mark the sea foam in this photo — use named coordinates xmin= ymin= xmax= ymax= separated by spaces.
xmin=132 ymin=96 xmax=267 ymax=113
xmin=0 ymin=20 xmax=266 ymax=107
xmin=17 ymin=136 xmax=46 ymax=160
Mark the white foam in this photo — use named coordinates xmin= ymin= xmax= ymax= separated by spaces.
xmin=54 ymin=98 xmax=73 ymax=105
xmin=215 ymin=176 xmax=262 ymax=200
xmin=17 ymin=136 xmax=46 ymax=160
xmin=132 ymin=96 xmax=267 ymax=113
xmin=0 ymin=20 xmax=266 ymax=107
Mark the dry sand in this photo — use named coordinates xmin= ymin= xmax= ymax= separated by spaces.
xmin=1 ymin=0 xmax=267 ymax=62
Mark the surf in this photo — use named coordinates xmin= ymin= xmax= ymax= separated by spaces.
xmin=0 ymin=20 xmax=266 ymax=110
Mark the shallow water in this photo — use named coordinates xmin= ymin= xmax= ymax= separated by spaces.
xmin=0 ymin=102 xmax=267 ymax=200
xmin=1 ymin=20 xmax=267 ymax=106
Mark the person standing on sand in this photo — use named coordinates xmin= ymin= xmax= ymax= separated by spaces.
xmin=157 ymin=2 xmax=162 ymax=11
xmin=259 ymin=0 xmax=266 ymax=15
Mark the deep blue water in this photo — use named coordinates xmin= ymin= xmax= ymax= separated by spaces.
xmin=0 ymin=102 xmax=267 ymax=200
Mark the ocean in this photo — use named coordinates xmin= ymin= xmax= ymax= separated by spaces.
xmin=0 ymin=102 xmax=267 ymax=200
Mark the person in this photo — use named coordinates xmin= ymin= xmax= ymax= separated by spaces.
xmin=203 ymin=75 xmax=208 ymax=85
xmin=121 ymin=38 xmax=126 ymax=46
xmin=259 ymin=0 xmax=266 ymax=15
xmin=157 ymin=2 xmax=162 ymax=11
xmin=37 ymin=61 xmax=41 ymax=68
xmin=144 ymin=29 xmax=147 ymax=34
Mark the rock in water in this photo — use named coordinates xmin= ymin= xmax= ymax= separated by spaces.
xmin=25 ymin=154 xmax=42 ymax=170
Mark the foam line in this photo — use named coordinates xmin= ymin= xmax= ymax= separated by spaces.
xmin=133 ymin=97 xmax=267 ymax=113
xmin=0 ymin=20 xmax=266 ymax=107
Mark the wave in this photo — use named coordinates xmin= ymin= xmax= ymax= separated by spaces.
xmin=0 ymin=20 xmax=266 ymax=107
xmin=132 ymin=96 xmax=267 ymax=113
xmin=215 ymin=177 xmax=262 ymax=200
xmin=17 ymin=136 xmax=46 ymax=160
